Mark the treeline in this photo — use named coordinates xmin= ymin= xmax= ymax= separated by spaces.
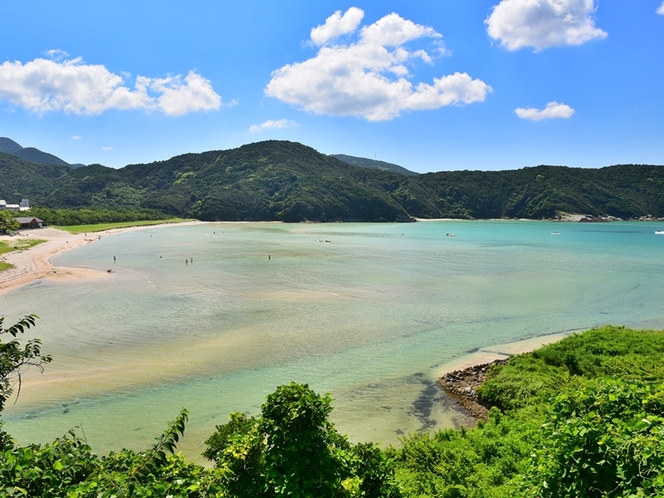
xmin=2 ymin=141 xmax=664 ymax=222
xmin=29 ymin=207 xmax=172 ymax=226
xmin=3 ymin=323 xmax=664 ymax=496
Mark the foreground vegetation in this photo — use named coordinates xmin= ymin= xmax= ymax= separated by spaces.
xmin=2 ymin=321 xmax=664 ymax=496
xmin=2 ymin=141 xmax=664 ymax=222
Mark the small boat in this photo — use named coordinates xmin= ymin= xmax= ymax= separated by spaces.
xmin=445 ymin=233 xmax=455 ymax=237
xmin=551 ymin=231 xmax=560 ymax=235
xmin=325 ymin=240 xmax=331 ymax=243
xmin=655 ymin=231 xmax=664 ymax=235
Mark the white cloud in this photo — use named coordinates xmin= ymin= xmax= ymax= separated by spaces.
xmin=265 ymin=8 xmax=491 ymax=121
xmin=310 ymin=7 xmax=364 ymax=46
xmin=150 ymin=71 xmax=222 ymax=116
xmin=515 ymin=101 xmax=575 ymax=120
xmin=486 ymin=0 xmax=607 ymax=51
xmin=658 ymin=2 xmax=664 ymax=15
xmin=101 ymin=146 xmax=113 ymax=150
xmin=249 ymin=119 xmax=299 ymax=132
xmin=71 ymin=135 xmax=82 ymax=140
xmin=45 ymin=49 xmax=69 ymax=61
xmin=0 ymin=56 xmax=222 ymax=115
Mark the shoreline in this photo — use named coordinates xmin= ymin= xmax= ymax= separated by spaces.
xmin=435 ymin=330 xmax=575 ymax=376
xmin=0 ymin=220 xmax=203 ymax=296
xmin=435 ymin=331 xmax=575 ymax=420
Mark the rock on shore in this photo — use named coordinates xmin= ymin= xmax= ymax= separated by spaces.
xmin=440 ymin=359 xmax=508 ymax=421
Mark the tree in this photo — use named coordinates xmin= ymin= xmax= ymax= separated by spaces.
xmin=0 ymin=315 xmax=51 ymax=413
xmin=204 ymin=382 xmax=400 ymax=497
xmin=0 ymin=212 xmax=19 ymax=234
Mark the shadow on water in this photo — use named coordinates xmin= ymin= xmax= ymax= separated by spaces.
xmin=408 ymin=373 xmax=476 ymax=433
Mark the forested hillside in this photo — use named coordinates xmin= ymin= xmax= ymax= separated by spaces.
xmin=1 ymin=140 xmax=663 ymax=221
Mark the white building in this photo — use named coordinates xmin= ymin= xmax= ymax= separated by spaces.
xmin=0 ymin=198 xmax=30 ymax=211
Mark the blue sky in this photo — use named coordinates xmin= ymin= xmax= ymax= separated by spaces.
xmin=1 ymin=1 xmax=663 ymax=172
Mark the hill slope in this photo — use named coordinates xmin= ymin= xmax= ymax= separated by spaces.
xmin=0 ymin=137 xmax=84 ymax=167
xmin=331 ymin=154 xmax=418 ymax=176
xmin=1 ymin=141 xmax=663 ymax=221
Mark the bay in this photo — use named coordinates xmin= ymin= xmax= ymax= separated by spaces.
xmin=2 ymin=221 xmax=664 ymax=461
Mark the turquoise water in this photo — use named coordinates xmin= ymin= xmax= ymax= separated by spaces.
xmin=2 ymin=221 xmax=664 ymax=461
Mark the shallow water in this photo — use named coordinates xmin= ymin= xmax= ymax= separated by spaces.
xmin=2 ymin=221 xmax=664 ymax=461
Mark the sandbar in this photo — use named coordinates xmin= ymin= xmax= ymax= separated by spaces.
xmin=436 ymin=330 xmax=575 ymax=377
xmin=0 ymin=221 xmax=202 ymax=295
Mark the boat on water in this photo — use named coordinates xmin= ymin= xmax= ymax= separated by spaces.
xmin=656 ymin=231 xmax=664 ymax=235
xmin=551 ymin=231 xmax=560 ymax=235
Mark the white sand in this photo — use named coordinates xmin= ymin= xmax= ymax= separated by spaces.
xmin=436 ymin=331 xmax=574 ymax=376
xmin=0 ymin=221 xmax=202 ymax=295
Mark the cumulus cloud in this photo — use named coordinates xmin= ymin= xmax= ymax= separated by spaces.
xmin=72 ymin=135 xmax=82 ymax=140
xmin=310 ymin=7 xmax=364 ymax=46
xmin=515 ymin=101 xmax=575 ymax=120
xmin=658 ymin=2 xmax=664 ymax=15
xmin=101 ymin=146 xmax=113 ymax=150
xmin=486 ymin=0 xmax=607 ymax=51
xmin=249 ymin=119 xmax=299 ymax=132
xmin=265 ymin=7 xmax=491 ymax=121
xmin=0 ymin=55 xmax=222 ymax=115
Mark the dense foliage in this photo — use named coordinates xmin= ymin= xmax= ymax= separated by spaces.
xmin=2 ymin=321 xmax=664 ymax=496
xmin=28 ymin=207 xmax=172 ymax=227
xmin=2 ymin=142 xmax=664 ymax=222
xmin=0 ymin=212 xmax=19 ymax=234
xmin=203 ymin=382 xmax=400 ymax=497
xmin=393 ymin=326 xmax=664 ymax=497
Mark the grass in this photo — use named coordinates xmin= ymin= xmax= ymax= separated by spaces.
xmin=56 ymin=218 xmax=192 ymax=234
xmin=0 ymin=239 xmax=46 ymax=272
xmin=0 ymin=239 xmax=46 ymax=255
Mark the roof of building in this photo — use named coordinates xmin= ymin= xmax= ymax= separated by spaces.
xmin=15 ymin=217 xmax=43 ymax=223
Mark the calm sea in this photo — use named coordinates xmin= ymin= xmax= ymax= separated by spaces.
xmin=2 ymin=221 xmax=664 ymax=461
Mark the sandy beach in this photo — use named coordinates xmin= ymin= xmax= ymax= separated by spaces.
xmin=0 ymin=221 xmax=202 ymax=296
xmin=436 ymin=330 xmax=575 ymax=376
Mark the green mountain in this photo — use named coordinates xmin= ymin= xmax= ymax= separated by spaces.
xmin=0 ymin=137 xmax=23 ymax=155
xmin=0 ymin=137 xmax=85 ymax=167
xmin=1 ymin=140 xmax=663 ymax=221
xmin=331 ymin=154 xmax=418 ymax=176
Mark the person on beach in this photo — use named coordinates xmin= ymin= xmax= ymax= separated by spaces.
xmin=185 ymin=259 xmax=188 ymax=265
xmin=113 ymin=256 xmax=116 ymax=263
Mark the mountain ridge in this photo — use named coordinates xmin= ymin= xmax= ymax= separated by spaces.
xmin=1 ymin=140 xmax=663 ymax=222
xmin=330 ymin=154 xmax=418 ymax=176
xmin=0 ymin=137 xmax=85 ymax=168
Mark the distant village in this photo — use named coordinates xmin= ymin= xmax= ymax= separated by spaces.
xmin=0 ymin=198 xmax=45 ymax=229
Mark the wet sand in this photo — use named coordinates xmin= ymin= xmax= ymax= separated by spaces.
xmin=0 ymin=221 xmax=202 ymax=295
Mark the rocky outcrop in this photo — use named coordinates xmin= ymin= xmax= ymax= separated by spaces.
xmin=578 ymin=215 xmax=623 ymax=222
xmin=440 ymin=359 xmax=508 ymax=421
